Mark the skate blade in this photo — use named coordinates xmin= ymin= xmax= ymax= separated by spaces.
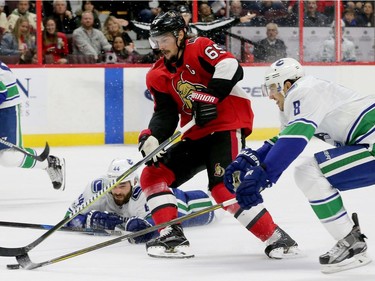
xmin=321 ymin=252 xmax=372 ymax=274
xmin=268 ymin=246 xmax=301 ymax=259
xmin=147 ymin=245 xmax=195 ymax=259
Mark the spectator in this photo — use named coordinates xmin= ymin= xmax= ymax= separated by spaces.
xmin=7 ymin=0 xmax=37 ymax=32
xmin=258 ymin=0 xmax=290 ymax=26
xmin=304 ymin=0 xmax=329 ymax=27
xmin=72 ymin=11 xmax=112 ymax=61
xmin=358 ymin=1 xmax=374 ymax=26
xmin=230 ymin=0 xmax=248 ymax=17
xmin=52 ymin=0 xmax=77 ymax=34
xmin=253 ymin=22 xmax=287 ymax=63
xmin=102 ymin=15 xmax=134 ymax=48
xmin=198 ymin=2 xmax=216 ymax=22
xmin=138 ymin=0 xmax=162 ymax=23
xmin=343 ymin=8 xmax=363 ymax=26
xmin=321 ymin=20 xmax=356 ymax=62
xmin=0 ymin=16 xmax=36 ymax=64
xmin=111 ymin=35 xmax=141 ymax=64
xmin=0 ymin=0 xmax=8 ymax=34
xmin=42 ymin=17 xmax=69 ymax=64
xmin=74 ymin=1 xmax=101 ymax=30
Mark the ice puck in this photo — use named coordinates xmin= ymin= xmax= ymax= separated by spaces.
xmin=7 ymin=263 xmax=20 ymax=270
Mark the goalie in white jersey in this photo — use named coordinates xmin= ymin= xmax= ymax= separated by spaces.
xmin=224 ymin=58 xmax=375 ymax=273
xmin=0 ymin=61 xmax=65 ymax=190
xmin=66 ymin=158 xmax=215 ymax=244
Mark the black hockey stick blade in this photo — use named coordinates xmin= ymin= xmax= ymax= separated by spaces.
xmin=0 ymin=220 xmax=124 ymax=236
xmin=0 ymin=138 xmax=49 ymax=162
xmin=0 ymin=119 xmax=196 ymax=257
xmin=35 ymin=142 xmax=50 ymax=162
xmin=10 ymin=198 xmax=237 ymax=270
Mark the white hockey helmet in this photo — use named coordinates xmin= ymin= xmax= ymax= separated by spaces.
xmin=107 ymin=158 xmax=139 ymax=187
xmin=262 ymin=58 xmax=304 ymax=96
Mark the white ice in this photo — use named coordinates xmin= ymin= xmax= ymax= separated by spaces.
xmin=1 ymin=139 xmax=374 ymax=281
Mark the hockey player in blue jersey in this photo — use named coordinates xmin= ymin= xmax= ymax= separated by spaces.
xmin=0 ymin=61 xmax=65 ymax=190
xmin=224 ymin=57 xmax=374 ymax=273
xmin=66 ymin=158 xmax=215 ymax=244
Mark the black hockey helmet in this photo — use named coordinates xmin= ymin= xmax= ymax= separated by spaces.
xmin=150 ymin=10 xmax=186 ymax=38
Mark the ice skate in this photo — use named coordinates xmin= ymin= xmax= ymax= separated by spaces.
xmin=146 ymin=224 xmax=194 ymax=259
xmin=320 ymin=213 xmax=371 ymax=274
xmin=45 ymin=155 xmax=66 ymax=190
xmin=265 ymin=226 xmax=300 ymax=259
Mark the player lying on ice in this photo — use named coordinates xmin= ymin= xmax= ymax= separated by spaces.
xmin=65 ymin=158 xmax=215 ymax=244
xmin=224 ymin=57 xmax=374 ymax=273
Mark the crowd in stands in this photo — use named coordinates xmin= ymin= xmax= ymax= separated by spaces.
xmin=0 ymin=0 xmax=372 ymax=64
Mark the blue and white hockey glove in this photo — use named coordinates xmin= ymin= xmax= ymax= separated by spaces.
xmin=85 ymin=210 xmax=124 ymax=230
xmin=124 ymin=216 xmax=158 ymax=244
xmin=236 ymin=166 xmax=272 ymax=210
xmin=224 ymin=148 xmax=261 ymax=193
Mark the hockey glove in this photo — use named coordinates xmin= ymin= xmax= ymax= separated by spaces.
xmin=191 ymin=91 xmax=218 ymax=127
xmin=124 ymin=216 xmax=158 ymax=244
xmin=224 ymin=148 xmax=261 ymax=192
xmin=138 ymin=129 xmax=165 ymax=166
xmin=85 ymin=210 xmax=124 ymax=230
xmin=236 ymin=166 xmax=272 ymax=210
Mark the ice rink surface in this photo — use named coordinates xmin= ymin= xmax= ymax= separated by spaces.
xmin=0 ymin=139 xmax=374 ymax=281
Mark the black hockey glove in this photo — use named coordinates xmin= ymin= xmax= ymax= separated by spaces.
xmin=191 ymin=91 xmax=219 ymax=127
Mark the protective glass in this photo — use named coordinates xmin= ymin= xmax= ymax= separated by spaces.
xmin=261 ymin=83 xmax=279 ymax=97
xmin=148 ymin=33 xmax=175 ymax=49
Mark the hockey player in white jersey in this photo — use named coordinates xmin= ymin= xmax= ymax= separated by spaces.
xmin=0 ymin=61 xmax=65 ymax=190
xmin=224 ymin=57 xmax=374 ymax=273
xmin=66 ymin=158 xmax=215 ymax=244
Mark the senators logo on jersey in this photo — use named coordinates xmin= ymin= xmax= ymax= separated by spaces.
xmin=174 ymin=72 xmax=205 ymax=114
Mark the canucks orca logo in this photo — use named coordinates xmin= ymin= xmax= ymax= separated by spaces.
xmin=276 ymin=59 xmax=285 ymax=66
xmin=173 ymin=72 xmax=205 ymax=114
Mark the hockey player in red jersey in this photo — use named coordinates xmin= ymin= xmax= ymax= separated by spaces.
xmin=138 ymin=10 xmax=299 ymax=259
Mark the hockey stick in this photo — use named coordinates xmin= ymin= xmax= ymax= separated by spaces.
xmin=0 ymin=220 xmax=124 ymax=236
xmin=9 ymin=198 xmax=237 ymax=270
xmin=0 ymin=119 xmax=195 ymax=257
xmin=0 ymin=138 xmax=50 ymax=162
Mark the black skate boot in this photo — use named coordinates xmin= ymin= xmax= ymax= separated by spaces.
xmin=320 ymin=213 xmax=371 ymax=273
xmin=46 ymin=155 xmax=65 ymax=190
xmin=265 ymin=226 xmax=300 ymax=259
xmin=146 ymin=224 xmax=194 ymax=259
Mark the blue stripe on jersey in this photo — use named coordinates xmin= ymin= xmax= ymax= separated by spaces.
xmin=105 ymin=68 xmax=124 ymax=144
xmin=287 ymin=117 xmax=318 ymax=128
xmin=264 ymin=137 xmax=308 ymax=183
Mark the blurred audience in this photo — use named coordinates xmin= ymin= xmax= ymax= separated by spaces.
xmin=42 ymin=17 xmax=69 ymax=64
xmin=304 ymin=0 xmax=330 ymax=26
xmin=358 ymin=1 xmax=374 ymax=26
xmin=0 ymin=0 xmax=8 ymax=34
xmin=321 ymin=20 xmax=356 ymax=62
xmin=198 ymin=2 xmax=216 ymax=22
xmin=111 ymin=35 xmax=141 ymax=64
xmin=0 ymin=16 xmax=36 ymax=63
xmin=102 ymin=15 xmax=133 ymax=48
xmin=74 ymin=1 xmax=101 ymax=29
xmin=51 ymin=0 xmax=77 ymax=34
xmin=7 ymin=0 xmax=37 ymax=32
xmin=253 ymin=22 xmax=287 ymax=62
xmin=72 ymin=11 xmax=111 ymax=61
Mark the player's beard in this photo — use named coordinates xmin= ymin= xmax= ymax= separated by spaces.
xmin=112 ymin=192 xmax=131 ymax=206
